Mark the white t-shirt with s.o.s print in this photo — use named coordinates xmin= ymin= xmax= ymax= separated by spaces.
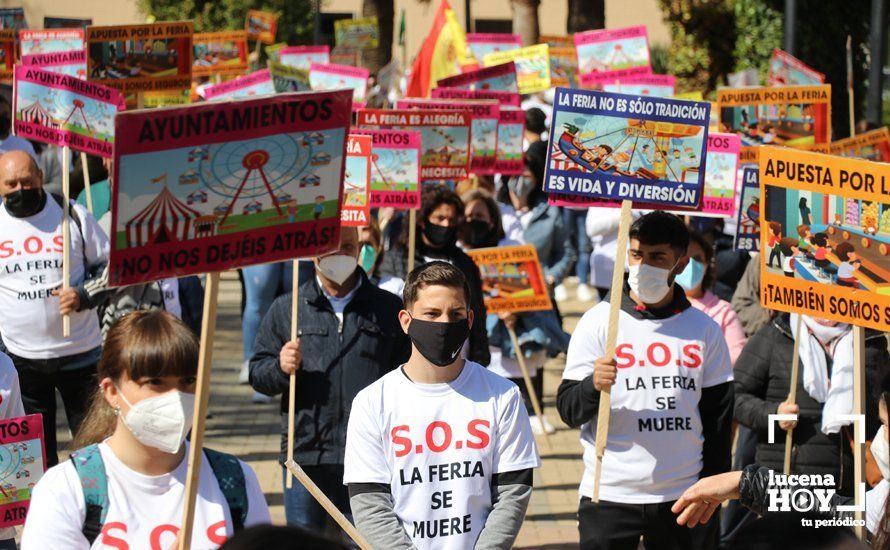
xmin=21 ymin=441 xmax=270 ymax=549
xmin=344 ymin=360 xmax=540 ymax=550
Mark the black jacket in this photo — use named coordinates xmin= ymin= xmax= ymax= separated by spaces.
xmin=379 ymin=240 xmax=490 ymax=366
xmin=555 ymin=282 xmax=735 ymax=479
xmin=733 ymin=315 xmax=889 ymax=495
xmin=249 ymin=269 xmax=411 ymax=465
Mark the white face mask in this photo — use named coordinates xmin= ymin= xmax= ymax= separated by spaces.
xmin=627 ymin=262 xmax=674 ymax=304
xmin=873 ymin=425 xmax=890 ymax=481
xmin=317 ymin=254 xmax=357 ymax=285
xmin=117 ymin=388 xmax=196 ymax=454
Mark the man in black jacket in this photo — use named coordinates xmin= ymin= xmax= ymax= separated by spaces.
xmin=556 ymin=212 xmax=734 ymax=550
xmin=249 ymin=226 xmax=410 ymax=535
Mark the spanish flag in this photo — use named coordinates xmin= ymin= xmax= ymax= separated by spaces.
xmin=405 ymin=0 xmax=474 ymax=98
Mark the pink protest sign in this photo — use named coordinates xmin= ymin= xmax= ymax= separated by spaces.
xmin=696 ymin=132 xmax=740 ymax=217
xmin=431 ymin=87 xmax=521 ymax=107
xmin=574 ymin=25 xmax=651 ymax=79
xmin=309 ymin=62 xmax=369 ymax=103
xmin=343 ymin=134 xmax=372 ymax=226
xmin=597 ymin=73 xmax=677 ymax=97
xmin=110 ymin=90 xmax=352 ymax=286
xmin=351 ymin=129 xmax=421 ymax=209
xmin=357 ymin=109 xmax=473 ymax=182
xmin=436 ymin=61 xmax=519 ymax=93
xmin=13 ymin=65 xmax=124 ymax=157
xmin=497 ymin=107 xmax=524 ymax=175
xmin=466 ymin=33 xmax=522 ymax=63
xmin=203 ymin=68 xmax=275 ymax=101
xmin=546 ymin=134 xmax=738 ymax=217
xmin=0 ymin=414 xmax=47 ymax=528
xmin=280 ymin=45 xmax=330 ymax=70
xmin=21 ymin=50 xmax=87 ymax=79
xmin=19 ymin=28 xmax=83 ymax=56
xmin=398 ymin=98 xmax=499 ymax=174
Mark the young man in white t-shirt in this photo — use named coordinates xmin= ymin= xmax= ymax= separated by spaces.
xmin=344 ymin=261 xmax=540 ymax=550
xmin=557 ymin=211 xmax=734 ymax=550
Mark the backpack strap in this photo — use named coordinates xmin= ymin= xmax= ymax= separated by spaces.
xmin=70 ymin=444 xmax=109 ymax=545
xmin=203 ymin=448 xmax=249 ymax=531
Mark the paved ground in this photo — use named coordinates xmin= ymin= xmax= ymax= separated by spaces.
xmin=55 ymin=272 xmax=595 ymax=549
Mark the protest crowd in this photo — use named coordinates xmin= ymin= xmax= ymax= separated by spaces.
xmin=1 ymin=2 xmax=890 ymax=550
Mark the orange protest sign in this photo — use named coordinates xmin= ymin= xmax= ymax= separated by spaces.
xmin=759 ymin=146 xmax=890 ymax=331
xmin=193 ymin=31 xmax=249 ymax=77
xmin=716 ymin=85 xmax=831 ymax=158
xmin=86 ymin=22 xmax=193 ymax=93
xmin=830 ymin=127 xmax=890 ymax=163
xmin=466 ymin=244 xmax=552 ymax=314
xmin=246 ymin=10 xmax=278 ymax=44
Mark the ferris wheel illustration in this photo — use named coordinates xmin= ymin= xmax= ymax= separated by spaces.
xmin=372 ymin=149 xmax=415 ymax=191
xmin=192 ymin=134 xmax=314 ymax=226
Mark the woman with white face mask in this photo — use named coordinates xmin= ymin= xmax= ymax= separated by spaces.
xmin=21 ymin=311 xmax=270 ymax=549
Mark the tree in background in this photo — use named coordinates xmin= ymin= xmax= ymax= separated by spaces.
xmin=138 ymin=0 xmax=314 ymax=51
xmin=511 ymin=0 xmax=541 ymax=46
xmin=363 ymin=0 xmax=395 ymax=72
xmin=659 ymin=0 xmax=873 ymax=137
xmin=567 ymin=0 xmax=605 ymax=34
xmin=731 ymin=0 xmax=783 ymax=82
xmin=657 ymin=0 xmax=737 ymax=93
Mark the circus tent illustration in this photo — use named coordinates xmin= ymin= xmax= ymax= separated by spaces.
xmin=18 ymin=101 xmax=59 ymax=128
xmin=126 ymin=186 xmax=201 ymax=247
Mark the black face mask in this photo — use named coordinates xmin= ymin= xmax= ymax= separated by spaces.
xmin=463 ymin=219 xmax=493 ymax=248
xmin=407 ymin=317 xmax=471 ymax=367
xmin=4 ymin=188 xmax=44 ymax=218
xmin=423 ymin=223 xmax=457 ymax=248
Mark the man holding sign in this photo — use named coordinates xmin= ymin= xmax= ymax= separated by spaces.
xmin=557 ymin=212 xmax=733 ymax=549
xmin=345 ymin=261 xmax=540 ymax=549
xmin=0 ymin=151 xmax=109 ymax=466
xmin=249 ymin=226 xmax=409 ymax=535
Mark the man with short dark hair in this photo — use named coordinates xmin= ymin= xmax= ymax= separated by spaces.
xmin=557 ymin=211 xmax=734 ymax=549
xmin=250 ymin=226 xmax=410 ymax=536
xmin=0 ymin=150 xmax=109 ymax=465
xmin=345 ymin=261 xmax=540 ymax=549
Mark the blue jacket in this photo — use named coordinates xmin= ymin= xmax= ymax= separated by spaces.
xmin=249 ymin=269 xmax=411 ymax=465
xmin=522 ymin=201 xmax=573 ymax=284
xmin=486 ymin=310 xmax=570 ymax=359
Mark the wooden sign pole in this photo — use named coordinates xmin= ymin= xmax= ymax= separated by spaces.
xmin=783 ymin=314 xmax=804 ymax=474
xmin=507 ymin=326 xmax=551 ymax=450
xmin=80 ymin=152 xmax=93 ymax=214
xmin=847 ymin=40 xmax=866 ymax=542
xmin=286 ymin=260 xmax=300 ymax=489
xmin=284 ymin=459 xmax=373 ymax=549
xmin=179 ymin=272 xmax=221 ymax=550
xmin=852 ymin=325 xmax=866 ymax=540
xmin=61 ymin=146 xmax=71 ymax=338
xmin=591 ymin=199 xmax=632 ymax=502
xmin=847 ymin=35 xmax=855 ymax=138
xmin=407 ymin=209 xmax=417 ymax=274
